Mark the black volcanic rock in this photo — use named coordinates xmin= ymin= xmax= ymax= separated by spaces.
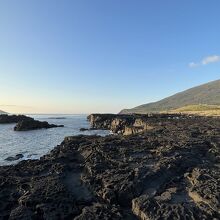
xmin=79 ymin=127 xmax=100 ymax=132
xmin=0 ymin=115 xmax=219 ymax=219
xmin=0 ymin=114 xmax=31 ymax=124
xmin=5 ymin=154 xmax=24 ymax=161
xmin=88 ymin=113 xmax=193 ymax=135
xmin=14 ymin=118 xmax=64 ymax=131
xmin=80 ymin=128 xmax=89 ymax=131
xmin=0 ymin=114 xmax=64 ymax=131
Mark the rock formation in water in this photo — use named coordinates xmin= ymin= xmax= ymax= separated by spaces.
xmin=0 ymin=114 xmax=219 ymax=219
xmin=14 ymin=118 xmax=64 ymax=131
xmin=48 ymin=117 xmax=67 ymax=119
xmin=5 ymin=154 xmax=24 ymax=161
xmin=0 ymin=114 xmax=31 ymax=124
xmin=79 ymin=128 xmax=89 ymax=131
xmin=0 ymin=114 xmax=64 ymax=131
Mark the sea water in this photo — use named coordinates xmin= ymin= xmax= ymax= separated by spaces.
xmin=0 ymin=114 xmax=109 ymax=166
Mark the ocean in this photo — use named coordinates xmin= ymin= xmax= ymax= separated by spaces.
xmin=0 ymin=114 xmax=110 ymax=166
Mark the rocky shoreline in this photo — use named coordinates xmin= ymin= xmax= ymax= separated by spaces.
xmin=87 ymin=113 xmax=200 ymax=135
xmin=0 ymin=114 xmax=219 ymax=219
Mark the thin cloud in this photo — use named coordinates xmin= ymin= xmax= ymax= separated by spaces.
xmin=188 ymin=62 xmax=199 ymax=68
xmin=202 ymin=55 xmax=220 ymax=65
xmin=189 ymin=55 xmax=220 ymax=68
xmin=0 ymin=105 xmax=33 ymax=109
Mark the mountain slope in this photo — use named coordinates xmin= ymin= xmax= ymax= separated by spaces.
xmin=120 ymin=79 xmax=220 ymax=114
xmin=0 ymin=110 xmax=7 ymax=114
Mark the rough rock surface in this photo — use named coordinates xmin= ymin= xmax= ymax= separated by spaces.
xmin=0 ymin=114 xmax=31 ymax=124
xmin=14 ymin=118 xmax=64 ymax=131
xmin=88 ymin=113 xmax=194 ymax=135
xmin=0 ymin=114 xmax=219 ymax=219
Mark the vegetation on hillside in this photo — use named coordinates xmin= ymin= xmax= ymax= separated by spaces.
xmin=171 ymin=104 xmax=220 ymax=111
xmin=167 ymin=104 xmax=220 ymax=116
xmin=120 ymin=79 xmax=220 ymax=114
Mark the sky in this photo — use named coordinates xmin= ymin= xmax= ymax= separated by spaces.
xmin=0 ymin=0 xmax=220 ymax=114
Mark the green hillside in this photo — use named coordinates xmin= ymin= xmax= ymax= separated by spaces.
xmin=120 ymin=79 xmax=220 ymax=114
xmin=169 ymin=104 xmax=220 ymax=116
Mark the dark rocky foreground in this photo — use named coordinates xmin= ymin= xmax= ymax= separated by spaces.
xmin=14 ymin=118 xmax=64 ymax=131
xmin=0 ymin=114 xmax=220 ymax=219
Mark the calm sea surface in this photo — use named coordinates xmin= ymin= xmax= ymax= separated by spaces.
xmin=0 ymin=114 xmax=110 ymax=166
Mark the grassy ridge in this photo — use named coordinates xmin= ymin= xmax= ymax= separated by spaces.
xmin=168 ymin=104 xmax=220 ymax=116
xmin=120 ymin=79 xmax=220 ymax=114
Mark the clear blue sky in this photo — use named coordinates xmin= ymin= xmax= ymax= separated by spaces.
xmin=0 ymin=0 xmax=220 ymax=113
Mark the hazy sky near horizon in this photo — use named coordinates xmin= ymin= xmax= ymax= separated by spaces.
xmin=0 ymin=0 xmax=220 ymax=114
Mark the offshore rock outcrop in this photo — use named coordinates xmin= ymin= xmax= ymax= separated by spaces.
xmin=0 ymin=114 xmax=219 ymax=219
xmin=14 ymin=118 xmax=64 ymax=131
xmin=0 ymin=114 xmax=63 ymax=131
xmin=0 ymin=114 xmax=31 ymax=124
